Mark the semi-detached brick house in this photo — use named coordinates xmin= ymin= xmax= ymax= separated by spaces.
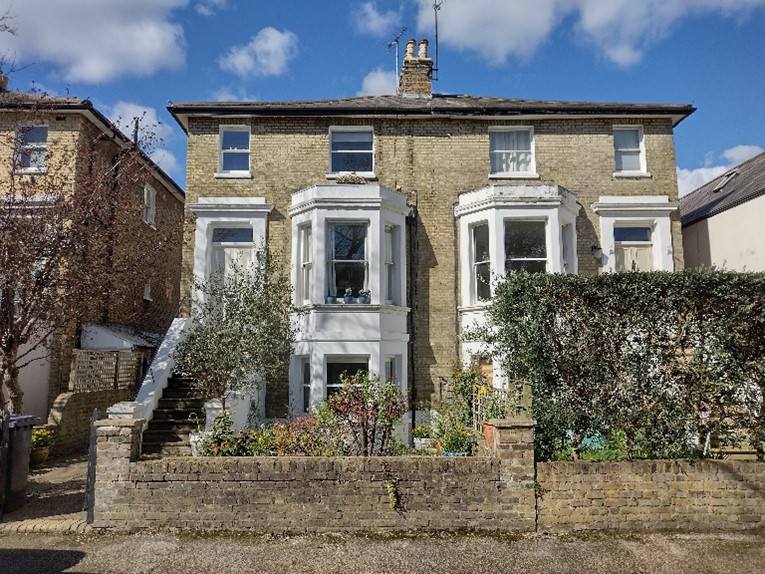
xmin=169 ymin=39 xmax=694 ymax=419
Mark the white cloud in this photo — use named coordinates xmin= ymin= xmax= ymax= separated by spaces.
xmin=352 ymin=2 xmax=400 ymax=37
xmin=210 ymin=87 xmax=259 ymax=102
xmin=677 ymin=144 xmax=764 ymax=196
xmin=195 ymin=0 xmax=227 ymax=17
xmin=357 ymin=68 xmax=397 ymax=96
xmin=218 ymin=27 xmax=298 ymax=78
xmin=150 ymin=148 xmax=181 ymax=178
xmin=414 ymin=0 xmax=765 ymax=67
xmin=415 ymin=0 xmax=569 ymax=65
xmin=107 ymin=101 xmax=174 ymax=146
xmin=0 ymin=0 xmax=188 ymax=83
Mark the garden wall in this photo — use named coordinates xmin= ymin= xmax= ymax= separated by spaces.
xmin=537 ymin=460 xmax=765 ymax=532
xmin=91 ymin=419 xmax=764 ymax=534
xmin=92 ymin=418 xmax=537 ymax=532
xmin=48 ymin=389 xmax=133 ymax=457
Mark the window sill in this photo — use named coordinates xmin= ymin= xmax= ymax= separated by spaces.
xmin=489 ymin=172 xmax=540 ymax=180
xmin=325 ymin=172 xmax=377 ymax=181
xmin=458 ymin=302 xmax=491 ymax=313
xmin=214 ymin=172 xmax=252 ymax=179
xmin=13 ymin=168 xmax=47 ymax=176
xmin=613 ymin=171 xmax=652 ymax=179
xmin=143 ymin=222 xmax=157 ymax=230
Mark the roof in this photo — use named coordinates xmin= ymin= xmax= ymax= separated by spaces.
xmin=680 ymin=151 xmax=765 ymax=227
xmin=168 ymin=93 xmax=695 ymax=133
xmin=0 ymin=90 xmax=184 ymax=201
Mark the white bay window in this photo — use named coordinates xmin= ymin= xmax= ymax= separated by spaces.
xmin=327 ymin=222 xmax=368 ymax=298
xmin=289 ymin=184 xmax=409 ymax=417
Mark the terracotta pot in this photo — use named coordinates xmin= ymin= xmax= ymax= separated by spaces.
xmin=30 ymin=446 xmax=50 ymax=466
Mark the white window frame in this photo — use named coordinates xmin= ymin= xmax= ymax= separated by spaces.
xmin=143 ymin=184 xmax=157 ymax=226
xmin=325 ymin=357 xmax=369 ymax=398
xmin=217 ymin=125 xmax=251 ymax=178
xmin=326 ymin=221 xmax=369 ymax=298
xmin=301 ymin=357 xmax=311 ymax=413
xmin=504 ymin=219 xmax=548 ymax=274
xmin=489 ymin=127 xmax=537 ymax=178
xmin=142 ymin=283 xmax=153 ymax=302
xmin=298 ymin=224 xmax=313 ymax=304
xmin=384 ymin=225 xmax=399 ymax=305
xmin=15 ymin=123 xmax=48 ymax=174
xmin=613 ymin=126 xmax=649 ymax=178
xmin=472 ymin=221 xmax=491 ymax=303
xmin=613 ymin=224 xmax=655 ymax=272
xmin=328 ymin=127 xmax=375 ymax=177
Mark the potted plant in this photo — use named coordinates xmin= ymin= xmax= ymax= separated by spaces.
xmin=412 ymin=424 xmax=434 ymax=449
xmin=30 ymin=427 xmax=55 ymax=465
xmin=343 ymin=288 xmax=354 ymax=304
xmin=440 ymin=425 xmax=474 ymax=456
xmin=358 ymin=289 xmax=371 ymax=304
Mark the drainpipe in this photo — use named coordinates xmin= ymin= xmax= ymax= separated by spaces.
xmin=405 ymin=202 xmax=419 ymax=439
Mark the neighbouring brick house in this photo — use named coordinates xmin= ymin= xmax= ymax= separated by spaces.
xmin=168 ymin=39 xmax=693 ymax=419
xmin=0 ymin=81 xmax=184 ymax=421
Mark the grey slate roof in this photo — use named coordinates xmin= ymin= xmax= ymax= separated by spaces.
xmin=168 ymin=93 xmax=694 ymax=132
xmin=680 ymin=151 xmax=765 ymax=227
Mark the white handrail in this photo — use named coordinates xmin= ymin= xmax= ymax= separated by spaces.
xmin=107 ymin=317 xmax=190 ymax=427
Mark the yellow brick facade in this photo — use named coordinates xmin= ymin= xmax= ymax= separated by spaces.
xmin=177 ymin=108 xmax=687 ymax=407
xmin=0 ymin=95 xmax=184 ymax=412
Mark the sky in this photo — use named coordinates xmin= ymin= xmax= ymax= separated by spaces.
xmin=0 ymin=0 xmax=763 ymax=196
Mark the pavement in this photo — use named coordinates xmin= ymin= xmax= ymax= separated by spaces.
xmin=1 ymin=456 xmax=765 ymax=573
xmin=0 ymin=455 xmax=90 ymax=535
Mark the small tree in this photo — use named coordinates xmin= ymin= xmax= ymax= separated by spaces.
xmin=172 ymin=246 xmax=300 ymax=410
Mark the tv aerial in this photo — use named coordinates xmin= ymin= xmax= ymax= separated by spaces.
xmin=386 ymin=27 xmax=408 ymax=79
xmin=433 ymin=0 xmax=446 ymax=81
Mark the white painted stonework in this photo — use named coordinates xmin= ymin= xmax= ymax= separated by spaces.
xmin=288 ymin=184 xmax=410 ymax=413
xmin=455 ymin=185 xmax=581 ymax=381
xmin=592 ymin=195 xmax=677 ymax=272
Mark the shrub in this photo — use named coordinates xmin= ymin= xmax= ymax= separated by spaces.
xmin=472 ymin=270 xmax=765 ymax=461
xmin=327 ymin=371 xmax=408 ymax=456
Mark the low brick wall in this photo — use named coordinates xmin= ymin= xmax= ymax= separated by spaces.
xmin=93 ymin=418 xmax=536 ymax=533
xmin=48 ymin=389 xmax=133 ymax=457
xmin=537 ymin=460 xmax=765 ymax=532
xmin=92 ymin=419 xmax=765 ymax=533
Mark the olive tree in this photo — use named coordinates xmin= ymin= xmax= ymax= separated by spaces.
xmin=172 ymin=246 xmax=300 ymax=410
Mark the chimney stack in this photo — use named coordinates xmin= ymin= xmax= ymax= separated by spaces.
xmin=397 ymin=39 xmax=433 ymax=98
xmin=0 ymin=73 xmax=8 ymax=92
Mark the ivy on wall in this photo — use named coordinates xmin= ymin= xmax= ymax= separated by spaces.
xmin=471 ymin=270 xmax=765 ymax=462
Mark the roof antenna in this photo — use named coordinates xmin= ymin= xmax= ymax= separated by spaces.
xmin=386 ymin=27 xmax=407 ymax=79
xmin=433 ymin=0 xmax=445 ymax=81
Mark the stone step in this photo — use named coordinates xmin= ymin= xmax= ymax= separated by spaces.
xmin=151 ymin=408 xmax=203 ymax=422
xmin=142 ymin=442 xmax=193 ymax=456
xmin=157 ymin=397 xmax=205 ymax=410
xmin=142 ymin=430 xmax=190 ymax=444
xmin=161 ymin=387 xmax=204 ymax=400
xmin=146 ymin=419 xmax=199 ymax=433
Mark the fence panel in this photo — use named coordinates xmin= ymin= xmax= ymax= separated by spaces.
xmin=70 ymin=350 xmax=144 ymax=393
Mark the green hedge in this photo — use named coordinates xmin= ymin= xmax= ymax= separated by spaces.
xmin=474 ymin=270 xmax=765 ymax=461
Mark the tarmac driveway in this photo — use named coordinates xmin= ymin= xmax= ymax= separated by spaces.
xmin=1 ymin=530 xmax=765 ymax=574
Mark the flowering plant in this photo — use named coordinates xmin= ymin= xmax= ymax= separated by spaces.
xmin=31 ymin=428 xmax=55 ymax=448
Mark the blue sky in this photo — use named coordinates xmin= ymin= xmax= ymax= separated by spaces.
xmin=1 ymin=0 xmax=763 ymax=195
